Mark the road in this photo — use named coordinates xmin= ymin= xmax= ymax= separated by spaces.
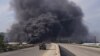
xmin=0 ymin=46 xmax=45 ymax=56
xmin=60 ymin=44 xmax=100 ymax=56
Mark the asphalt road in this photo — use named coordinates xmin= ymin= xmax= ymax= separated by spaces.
xmin=60 ymin=44 xmax=100 ymax=56
xmin=0 ymin=46 xmax=45 ymax=56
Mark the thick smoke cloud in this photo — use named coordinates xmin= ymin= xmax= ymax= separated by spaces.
xmin=8 ymin=0 xmax=88 ymax=43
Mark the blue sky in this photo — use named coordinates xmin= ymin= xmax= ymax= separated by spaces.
xmin=0 ymin=0 xmax=100 ymax=33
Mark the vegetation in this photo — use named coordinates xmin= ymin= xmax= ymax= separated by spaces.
xmin=0 ymin=32 xmax=34 ymax=53
xmin=0 ymin=32 xmax=4 ymax=45
xmin=0 ymin=32 xmax=7 ymax=52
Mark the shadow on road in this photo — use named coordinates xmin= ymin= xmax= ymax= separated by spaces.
xmin=60 ymin=46 xmax=76 ymax=56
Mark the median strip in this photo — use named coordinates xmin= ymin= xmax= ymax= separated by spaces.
xmin=42 ymin=43 xmax=61 ymax=56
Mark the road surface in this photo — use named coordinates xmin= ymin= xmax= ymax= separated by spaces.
xmin=0 ymin=46 xmax=45 ymax=56
xmin=60 ymin=44 xmax=100 ymax=56
xmin=0 ymin=44 xmax=57 ymax=56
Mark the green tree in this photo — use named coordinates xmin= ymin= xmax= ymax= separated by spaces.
xmin=0 ymin=33 xmax=4 ymax=46
xmin=0 ymin=32 xmax=6 ymax=51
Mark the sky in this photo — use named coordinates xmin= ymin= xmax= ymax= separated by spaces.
xmin=0 ymin=0 xmax=100 ymax=33
xmin=0 ymin=0 xmax=15 ymax=32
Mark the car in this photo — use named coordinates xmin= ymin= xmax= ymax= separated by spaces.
xmin=39 ymin=43 xmax=46 ymax=50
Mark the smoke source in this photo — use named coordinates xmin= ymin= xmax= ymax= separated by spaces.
xmin=8 ymin=0 xmax=88 ymax=43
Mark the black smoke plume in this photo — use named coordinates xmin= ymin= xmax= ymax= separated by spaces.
xmin=7 ymin=0 xmax=88 ymax=43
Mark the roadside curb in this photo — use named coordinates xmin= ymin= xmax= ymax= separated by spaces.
xmin=42 ymin=43 xmax=61 ymax=56
xmin=55 ymin=44 xmax=61 ymax=56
